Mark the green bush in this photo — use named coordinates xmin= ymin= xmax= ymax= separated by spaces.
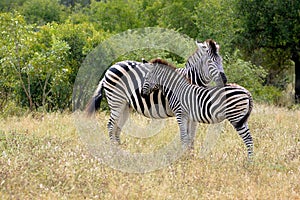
xmin=224 ymin=50 xmax=283 ymax=104
xmin=0 ymin=13 xmax=108 ymax=112
xmin=89 ymin=0 xmax=142 ymax=32
xmin=0 ymin=101 xmax=28 ymax=118
xmin=20 ymin=0 xmax=66 ymax=25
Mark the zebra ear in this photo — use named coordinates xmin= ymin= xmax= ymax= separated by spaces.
xmin=216 ymin=44 xmax=220 ymax=52
xmin=208 ymin=40 xmax=217 ymax=54
xmin=145 ymin=63 xmax=155 ymax=71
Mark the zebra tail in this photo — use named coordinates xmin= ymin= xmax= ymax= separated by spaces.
xmin=236 ymin=90 xmax=254 ymax=128
xmin=85 ymin=79 xmax=104 ymax=117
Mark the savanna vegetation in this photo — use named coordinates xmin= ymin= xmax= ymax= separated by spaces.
xmin=0 ymin=0 xmax=299 ymax=199
xmin=0 ymin=105 xmax=299 ymax=199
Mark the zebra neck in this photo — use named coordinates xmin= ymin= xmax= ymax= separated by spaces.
xmin=185 ymin=51 xmax=210 ymax=87
xmin=185 ymin=67 xmax=208 ymax=87
xmin=157 ymin=66 xmax=197 ymax=101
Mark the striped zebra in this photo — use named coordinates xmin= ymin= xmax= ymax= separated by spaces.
xmin=85 ymin=40 xmax=227 ymax=145
xmin=141 ymin=61 xmax=254 ymax=159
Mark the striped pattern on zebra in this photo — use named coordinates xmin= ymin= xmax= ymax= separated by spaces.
xmin=184 ymin=40 xmax=226 ymax=87
xmin=141 ymin=62 xmax=254 ymax=159
xmin=85 ymin=40 xmax=227 ymax=145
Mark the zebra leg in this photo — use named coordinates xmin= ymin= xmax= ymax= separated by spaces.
xmin=107 ymin=118 xmax=118 ymax=144
xmin=233 ymin=122 xmax=254 ymax=160
xmin=107 ymin=105 xmax=130 ymax=145
xmin=176 ymin=113 xmax=190 ymax=149
xmin=187 ymin=120 xmax=198 ymax=149
xmin=114 ymin=105 xmax=130 ymax=144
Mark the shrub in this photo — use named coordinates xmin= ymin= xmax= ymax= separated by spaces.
xmin=224 ymin=50 xmax=283 ymax=104
xmin=20 ymin=0 xmax=66 ymax=25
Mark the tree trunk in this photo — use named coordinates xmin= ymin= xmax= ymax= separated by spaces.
xmin=292 ymin=51 xmax=300 ymax=103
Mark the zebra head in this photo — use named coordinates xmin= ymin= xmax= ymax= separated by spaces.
xmin=186 ymin=39 xmax=227 ymax=87
xmin=141 ymin=63 xmax=159 ymax=97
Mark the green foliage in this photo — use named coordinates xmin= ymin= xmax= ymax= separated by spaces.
xmin=237 ymin=0 xmax=300 ymax=49
xmin=250 ymin=48 xmax=294 ymax=89
xmin=89 ymin=0 xmax=142 ymax=32
xmin=193 ymin=0 xmax=240 ymax=52
xmin=66 ymin=4 xmax=90 ymax=24
xmin=224 ymin=50 xmax=282 ymax=104
xmin=236 ymin=0 xmax=300 ymax=103
xmin=0 ymin=12 xmax=35 ymax=109
xmin=20 ymin=0 xmax=66 ymax=25
xmin=138 ymin=0 xmax=162 ymax=27
xmin=0 ymin=0 xmax=27 ymax=11
xmin=0 ymin=101 xmax=28 ymax=118
xmin=0 ymin=13 xmax=71 ymax=111
xmin=60 ymin=0 xmax=92 ymax=7
xmin=224 ymin=51 xmax=267 ymax=87
xmin=29 ymin=32 xmax=71 ymax=110
xmin=0 ymin=12 xmax=107 ymax=111
xmin=157 ymin=0 xmax=198 ymax=38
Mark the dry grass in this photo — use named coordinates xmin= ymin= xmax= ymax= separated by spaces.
xmin=0 ymin=104 xmax=299 ymax=199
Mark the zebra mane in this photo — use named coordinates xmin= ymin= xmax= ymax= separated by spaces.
xmin=149 ymin=58 xmax=177 ymax=69
xmin=152 ymin=60 xmax=192 ymax=83
xmin=149 ymin=58 xmax=192 ymax=84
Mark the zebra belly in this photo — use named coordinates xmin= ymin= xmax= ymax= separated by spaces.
xmin=190 ymin=94 xmax=227 ymax=124
xmin=191 ymin=108 xmax=226 ymax=124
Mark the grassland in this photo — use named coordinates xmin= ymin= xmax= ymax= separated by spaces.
xmin=0 ymin=104 xmax=299 ymax=199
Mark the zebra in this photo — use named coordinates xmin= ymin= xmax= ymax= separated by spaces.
xmin=141 ymin=61 xmax=254 ymax=159
xmin=85 ymin=39 xmax=228 ymax=146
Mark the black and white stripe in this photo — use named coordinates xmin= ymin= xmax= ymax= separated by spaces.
xmin=142 ymin=63 xmax=253 ymax=159
xmin=85 ymin=40 xmax=227 ymax=144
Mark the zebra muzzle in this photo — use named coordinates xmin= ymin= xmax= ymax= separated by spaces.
xmin=141 ymin=88 xmax=149 ymax=98
xmin=220 ymin=72 xmax=227 ymax=85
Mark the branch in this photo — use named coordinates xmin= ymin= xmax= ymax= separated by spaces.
xmin=14 ymin=41 xmax=33 ymax=110
xmin=42 ymin=72 xmax=51 ymax=110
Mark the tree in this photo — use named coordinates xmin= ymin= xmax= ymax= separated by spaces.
xmin=157 ymin=0 xmax=198 ymax=38
xmin=237 ymin=0 xmax=300 ymax=103
xmin=88 ymin=0 xmax=142 ymax=32
xmin=0 ymin=11 xmax=108 ymax=112
xmin=60 ymin=0 xmax=92 ymax=7
xmin=0 ymin=13 xmax=70 ymax=111
xmin=0 ymin=0 xmax=27 ymax=11
xmin=0 ymin=13 xmax=36 ymax=110
xmin=193 ymin=0 xmax=241 ymax=52
xmin=20 ymin=0 xmax=66 ymax=25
